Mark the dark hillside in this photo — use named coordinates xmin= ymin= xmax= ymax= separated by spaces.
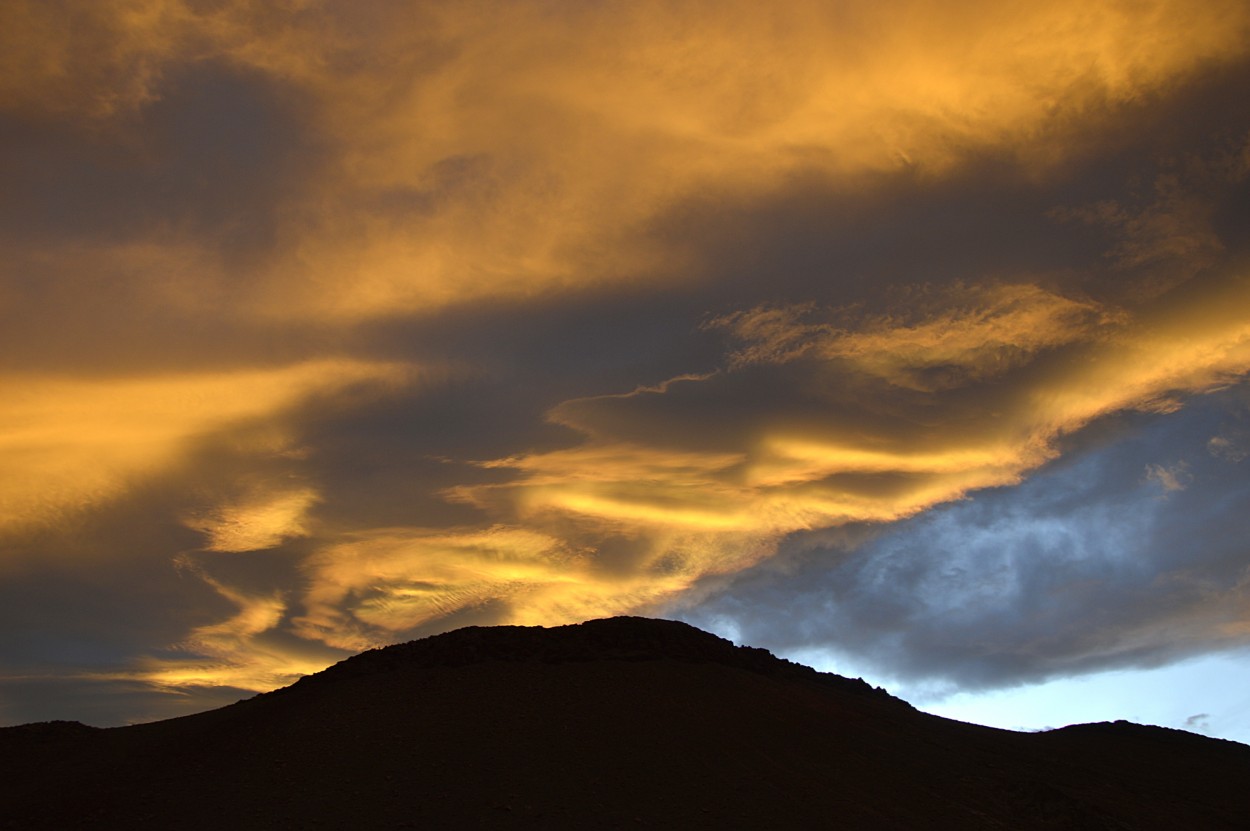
xmin=3 ymin=617 xmax=1248 ymax=829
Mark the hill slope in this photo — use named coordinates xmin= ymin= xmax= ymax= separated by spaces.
xmin=3 ymin=617 xmax=1249 ymax=829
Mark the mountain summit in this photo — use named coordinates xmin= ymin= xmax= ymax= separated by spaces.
xmin=286 ymin=616 xmax=895 ymax=700
xmin=4 ymin=617 xmax=1249 ymax=829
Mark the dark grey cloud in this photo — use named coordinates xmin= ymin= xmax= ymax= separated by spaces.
xmin=0 ymin=59 xmax=319 ymax=245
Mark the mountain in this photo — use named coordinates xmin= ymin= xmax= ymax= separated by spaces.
xmin=3 ymin=617 xmax=1248 ymax=829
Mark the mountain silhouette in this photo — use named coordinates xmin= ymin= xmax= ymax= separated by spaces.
xmin=3 ymin=617 xmax=1248 ymax=829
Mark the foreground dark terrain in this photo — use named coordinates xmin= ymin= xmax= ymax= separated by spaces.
xmin=3 ymin=617 xmax=1249 ymax=829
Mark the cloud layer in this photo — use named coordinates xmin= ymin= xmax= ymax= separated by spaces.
xmin=2 ymin=0 xmax=1249 ymax=726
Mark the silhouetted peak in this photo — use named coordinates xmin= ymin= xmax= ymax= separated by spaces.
xmin=7 ymin=621 xmax=1250 ymax=829
xmin=1046 ymin=719 xmax=1250 ymax=751
xmin=287 ymin=616 xmax=898 ymax=702
xmin=0 ymin=720 xmax=98 ymax=739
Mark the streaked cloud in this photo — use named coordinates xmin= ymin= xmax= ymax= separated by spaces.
xmin=126 ymin=557 xmax=332 ymax=694
xmin=0 ymin=360 xmax=407 ymax=536
xmin=710 ymin=284 xmax=1118 ymax=388
xmin=293 ymin=524 xmax=711 ymax=652
xmin=464 ymin=271 xmax=1249 ymax=544
xmin=183 ymin=486 xmax=320 ymax=553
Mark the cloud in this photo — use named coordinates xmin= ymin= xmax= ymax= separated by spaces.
xmin=245 ymin=0 xmax=1250 ymax=321
xmin=291 ymin=525 xmax=695 ymax=652
xmin=1145 ymin=461 xmax=1191 ymax=493
xmin=2 ymin=1 xmax=1250 ymax=726
xmin=123 ymin=556 xmax=336 ymax=693
xmin=0 ymin=360 xmax=409 ymax=536
xmin=183 ymin=486 xmax=320 ymax=553
xmin=1050 ymin=136 xmax=1250 ymax=296
xmin=8 ymin=1 xmax=1247 ymax=322
xmin=674 ymin=387 xmax=1250 ymax=692
xmin=1208 ymin=434 xmax=1249 ymax=463
xmin=710 ymin=283 xmax=1119 ymax=389
xmin=452 ymin=267 xmax=1250 ymax=562
xmin=1185 ymin=713 xmax=1212 ymax=732
xmin=0 ymin=0 xmax=187 ymax=120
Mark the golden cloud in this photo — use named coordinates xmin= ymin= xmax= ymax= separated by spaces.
xmin=183 ymin=486 xmax=320 ymax=553
xmin=253 ymin=0 xmax=1249 ymax=320
xmin=712 ymin=284 xmax=1121 ymax=389
xmin=291 ymin=526 xmax=693 ymax=652
xmin=8 ymin=1 xmax=1246 ymax=321
xmin=0 ymin=360 xmax=408 ymax=535
xmin=124 ymin=557 xmax=333 ymax=693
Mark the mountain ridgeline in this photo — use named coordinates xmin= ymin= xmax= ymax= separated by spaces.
xmin=286 ymin=615 xmax=893 ymax=697
xmin=3 ymin=617 xmax=1249 ymax=829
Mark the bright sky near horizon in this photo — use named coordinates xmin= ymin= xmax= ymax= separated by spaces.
xmin=2 ymin=0 xmax=1250 ymax=741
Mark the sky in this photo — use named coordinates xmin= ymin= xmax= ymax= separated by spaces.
xmin=2 ymin=0 xmax=1250 ymax=742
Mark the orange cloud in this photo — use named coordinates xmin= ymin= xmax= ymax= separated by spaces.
xmin=9 ymin=1 xmax=1245 ymax=321
xmin=123 ymin=558 xmax=336 ymax=693
xmin=292 ymin=526 xmax=693 ymax=652
xmin=0 ymin=360 xmax=408 ymax=535
xmin=183 ymin=486 xmax=320 ymax=553
xmin=712 ymin=284 xmax=1121 ymax=389
xmin=251 ymin=0 xmax=1249 ymax=320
